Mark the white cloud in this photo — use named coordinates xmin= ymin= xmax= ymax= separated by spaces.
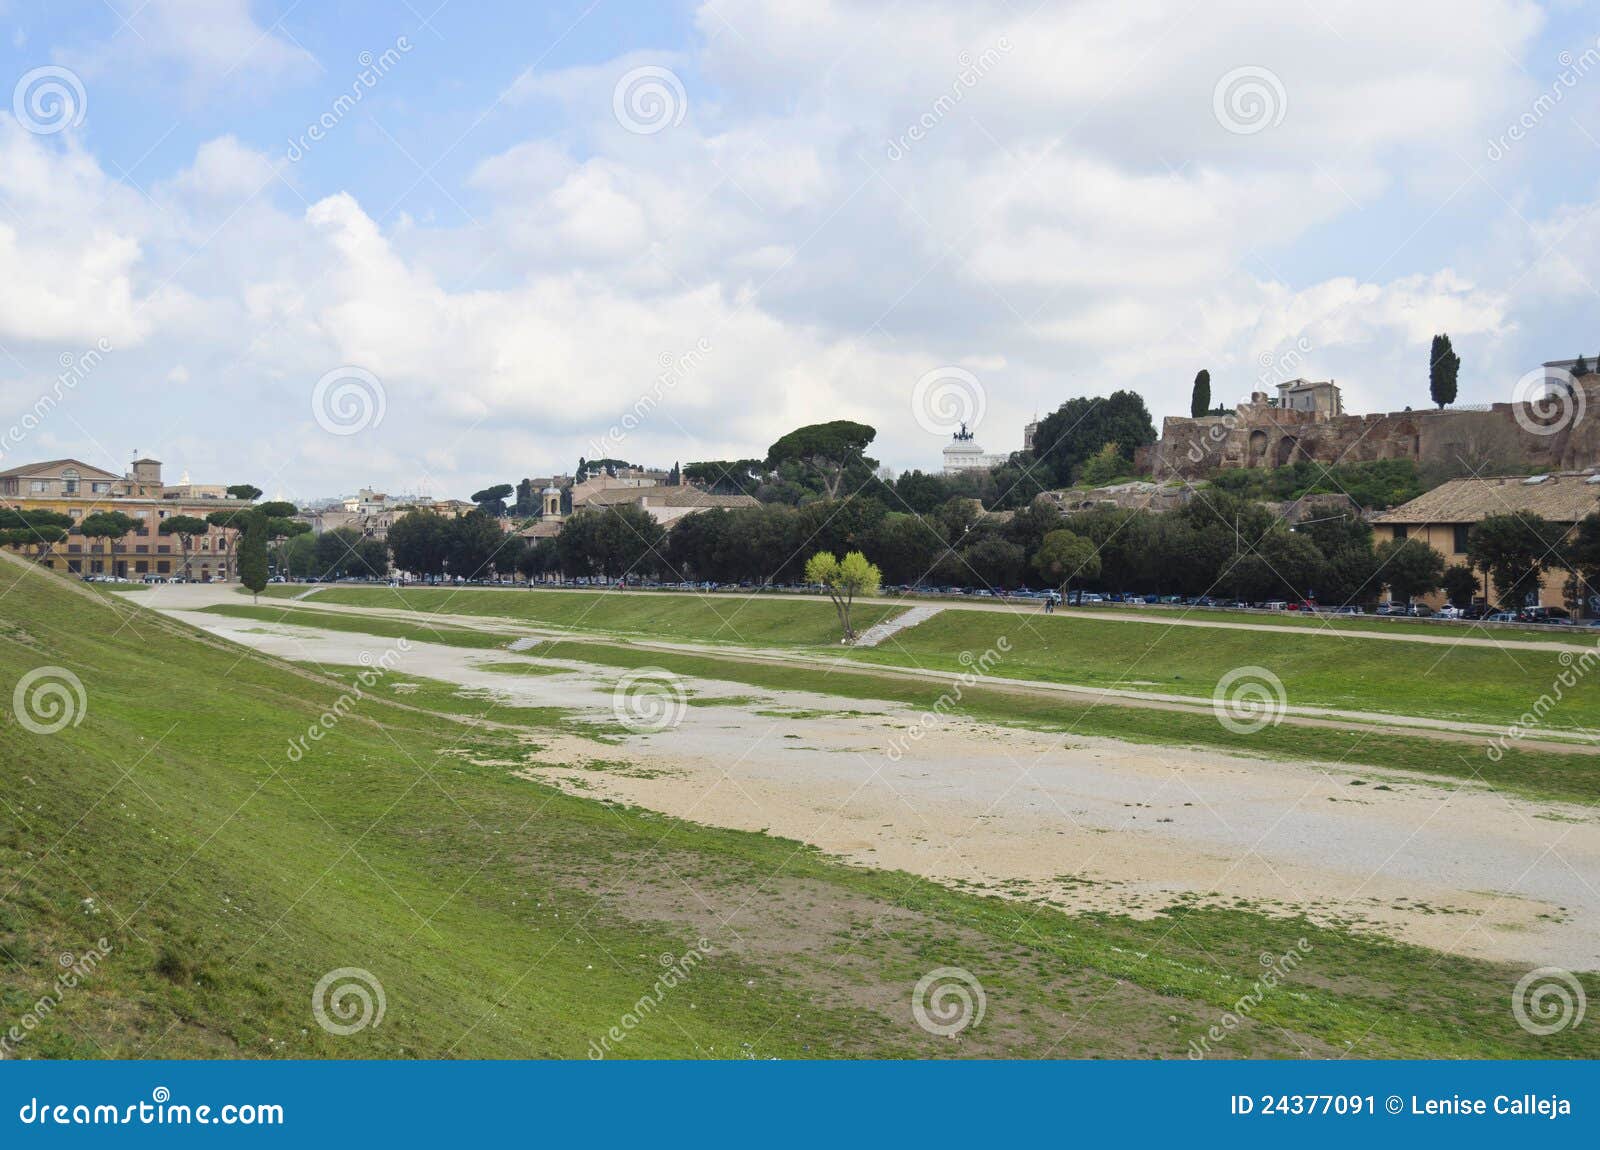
xmin=72 ymin=0 xmax=314 ymax=87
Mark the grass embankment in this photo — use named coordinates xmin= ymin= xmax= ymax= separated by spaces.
xmin=205 ymin=602 xmax=1600 ymax=806
xmin=4 ymin=561 xmax=1597 ymax=1058
xmin=260 ymin=584 xmax=899 ymax=647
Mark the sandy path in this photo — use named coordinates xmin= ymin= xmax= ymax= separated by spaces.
xmin=144 ymin=584 xmax=1600 ymax=752
xmin=169 ymin=607 xmax=1600 ymax=971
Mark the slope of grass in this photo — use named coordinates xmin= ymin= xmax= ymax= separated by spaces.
xmin=261 ymin=584 xmax=899 ymax=647
xmin=6 ymin=560 xmax=1596 ymax=1060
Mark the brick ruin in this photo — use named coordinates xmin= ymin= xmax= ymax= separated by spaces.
xmin=1145 ymin=377 xmax=1600 ymax=481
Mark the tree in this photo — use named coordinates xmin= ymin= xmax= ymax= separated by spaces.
xmin=1373 ymin=537 xmax=1445 ymax=605
xmin=353 ymin=538 xmax=390 ymax=579
xmin=1442 ymin=564 xmax=1481 ymax=608
xmin=1076 ymin=442 xmax=1129 ymax=487
xmin=765 ymin=421 xmax=878 ymax=500
xmin=594 ymin=505 xmax=666 ymax=581
xmin=388 ymin=510 xmax=452 ymax=582
xmin=804 ymin=550 xmax=881 ymax=642
xmin=1429 ymin=333 xmax=1460 ymax=409
xmin=238 ymin=519 xmax=269 ymax=600
xmin=158 ymin=514 xmax=210 ymax=580
xmin=79 ymin=511 xmax=140 ymax=576
xmin=1190 ymin=369 xmax=1211 ymax=419
xmin=314 ymin=527 xmax=368 ymax=580
xmin=471 ymin=484 xmax=514 ymax=517
xmin=1571 ymin=513 xmax=1600 ymax=618
xmin=0 ymin=508 xmax=72 ymax=564
xmin=1031 ymin=529 xmax=1101 ymax=602
xmin=278 ymin=532 xmax=318 ymax=578
xmin=1468 ymin=514 xmax=1564 ymax=608
xmin=447 ymin=511 xmax=517 ymax=581
xmin=226 ymin=484 xmax=263 ymax=502
xmin=1030 ymin=392 xmax=1156 ymax=487
xmin=1574 ymin=354 xmax=1591 ymax=378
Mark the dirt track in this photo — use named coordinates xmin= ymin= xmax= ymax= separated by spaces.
xmin=162 ymin=603 xmax=1600 ymax=971
xmin=138 ymin=583 xmax=1600 ymax=754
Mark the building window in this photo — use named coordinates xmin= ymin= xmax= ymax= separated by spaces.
xmin=157 ymin=560 xmax=170 ymax=574
xmin=1392 ymin=525 xmax=1408 ymax=541
xmin=61 ymin=469 xmax=78 ymax=494
xmin=91 ymin=481 xmax=111 ymax=494
xmin=29 ymin=480 xmax=47 ymax=493
xmin=136 ymin=561 xmax=148 ymax=574
xmin=1453 ymin=525 xmax=1470 ymax=554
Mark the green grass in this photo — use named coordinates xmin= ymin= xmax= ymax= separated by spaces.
xmin=203 ymin=601 xmax=1600 ymax=807
xmin=258 ymin=584 xmax=900 ymax=646
xmin=7 ymin=559 xmax=1597 ymax=1060
xmin=1084 ymin=601 xmax=1575 ymax=644
xmin=845 ymin=610 xmax=1600 ymax=731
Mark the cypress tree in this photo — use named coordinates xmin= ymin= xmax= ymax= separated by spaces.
xmin=1429 ymin=333 xmax=1460 ymax=408
xmin=1190 ymin=369 xmax=1211 ymax=418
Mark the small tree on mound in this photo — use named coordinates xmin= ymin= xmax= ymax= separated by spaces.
xmin=805 ymin=550 xmax=881 ymax=642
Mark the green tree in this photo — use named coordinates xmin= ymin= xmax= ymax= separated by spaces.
xmin=471 ymin=484 xmax=515 ymax=517
xmin=1374 ymin=536 xmax=1445 ymax=605
xmin=1429 ymin=333 xmax=1460 ymax=409
xmin=447 ymin=511 xmax=517 ymax=581
xmin=765 ymin=421 xmax=878 ymax=500
xmin=388 ymin=511 xmax=452 ymax=582
xmin=1030 ymin=392 xmax=1156 ymax=487
xmin=79 ymin=510 xmax=140 ymax=577
xmin=1573 ymin=354 xmax=1591 ymax=378
xmin=1076 ymin=442 xmax=1129 ymax=486
xmin=158 ymin=514 xmax=210 ymax=581
xmin=1441 ymin=563 xmax=1481 ymax=608
xmin=0 ymin=508 xmax=72 ymax=564
xmin=226 ymin=484 xmax=263 ymax=502
xmin=804 ymin=550 xmax=881 ymax=641
xmin=1190 ymin=369 xmax=1211 ymax=419
xmin=1031 ymin=529 xmax=1101 ymax=602
xmin=1468 ymin=514 xmax=1566 ymax=608
xmin=314 ymin=527 xmax=367 ymax=579
xmin=238 ymin=519 xmax=269 ymax=600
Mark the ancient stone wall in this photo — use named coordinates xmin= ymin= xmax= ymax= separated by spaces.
xmin=1150 ymin=380 xmax=1600 ymax=480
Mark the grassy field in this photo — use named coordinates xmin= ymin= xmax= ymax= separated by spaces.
xmin=4 ymin=560 xmax=1597 ymax=1059
xmin=263 ymin=582 xmax=1581 ymax=644
xmin=846 ymin=610 xmax=1599 ymax=731
xmin=259 ymin=584 xmax=900 ymax=647
xmin=204 ymin=602 xmax=1600 ymax=805
xmin=245 ymin=586 xmax=1597 ymax=733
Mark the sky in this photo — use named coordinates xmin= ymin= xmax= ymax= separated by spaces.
xmin=1 ymin=0 xmax=1598 ymax=503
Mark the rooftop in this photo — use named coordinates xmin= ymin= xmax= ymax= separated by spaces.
xmin=1370 ymin=471 xmax=1600 ymax=525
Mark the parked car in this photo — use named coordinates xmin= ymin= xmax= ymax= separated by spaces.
xmin=1332 ymin=605 xmax=1363 ymax=615
xmin=1483 ymin=611 xmax=1518 ymax=623
xmin=1264 ymin=600 xmax=1288 ymax=611
xmin=1517 ymin=606 xmax=1572 ymax=624
xmin=1436 ymin=605 xmax=1462 ymax=619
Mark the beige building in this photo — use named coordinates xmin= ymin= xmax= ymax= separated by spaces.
xmin=0 ymin=457 xmax=249 ymax=580
xmin=1370 ymin=471 xmax=1600 ymax=609
xmin=1275 ymin=379 xmax=1343 ymax=415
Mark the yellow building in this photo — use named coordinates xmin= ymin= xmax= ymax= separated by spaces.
xmin=0 ymin=457 xmax=249 ymax=581
xmin=1369 ymin=471 xmax=1600 ymax=609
